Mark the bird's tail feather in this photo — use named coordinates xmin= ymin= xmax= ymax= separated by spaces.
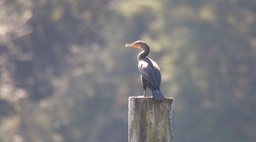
xmin=152 ymin=90 xmax=165 ymax=101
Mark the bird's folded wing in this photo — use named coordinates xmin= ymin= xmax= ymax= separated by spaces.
xmin=138 ymin=60 xmax=159 ymax=88
xmin=149 ymin=58 xmax=161 ymax=86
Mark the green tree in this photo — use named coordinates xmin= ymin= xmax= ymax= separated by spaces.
xmin=1 ymin=0 xmax=256 ymax=142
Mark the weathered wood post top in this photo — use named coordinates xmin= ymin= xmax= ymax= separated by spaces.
xmin=128 ymin=96 xmax=173 ymax=142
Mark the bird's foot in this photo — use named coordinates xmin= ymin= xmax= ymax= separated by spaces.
xmin=143 ymin=91 xmax=146 ymax=97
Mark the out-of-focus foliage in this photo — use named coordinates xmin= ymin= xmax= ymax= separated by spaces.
xmin=0 ymin=0 xmax=256 ymax=142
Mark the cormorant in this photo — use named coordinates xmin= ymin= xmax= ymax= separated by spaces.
xmin=125 ymin=40 xmax=165 ymax=101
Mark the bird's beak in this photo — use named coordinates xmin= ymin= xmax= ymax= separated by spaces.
xmin=125 ymin=43 xmax=139 ymax=48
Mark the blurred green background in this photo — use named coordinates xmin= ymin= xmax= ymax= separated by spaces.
xmin=0 ymin=0 xmax=256 ymax=142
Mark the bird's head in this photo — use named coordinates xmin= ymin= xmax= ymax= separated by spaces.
xmin=125 ymin=40 xmax=149 ymax=49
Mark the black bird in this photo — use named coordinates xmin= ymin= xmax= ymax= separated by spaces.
xmin=125 ymin=40 xmax=165 ymax=101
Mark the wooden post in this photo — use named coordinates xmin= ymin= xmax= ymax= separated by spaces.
xmin=128 ymin=96 xmax=173 ymax=142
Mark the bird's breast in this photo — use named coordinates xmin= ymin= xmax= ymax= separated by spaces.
xmin=138 ymin=60 xmax=148 ymax=69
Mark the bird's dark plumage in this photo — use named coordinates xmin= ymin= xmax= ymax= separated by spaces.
xmin=125 ymin=40 xmax=165 ymax=101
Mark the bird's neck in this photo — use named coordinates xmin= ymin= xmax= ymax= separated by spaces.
xmin=137 ymin=44 xmax=150 ymax=61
